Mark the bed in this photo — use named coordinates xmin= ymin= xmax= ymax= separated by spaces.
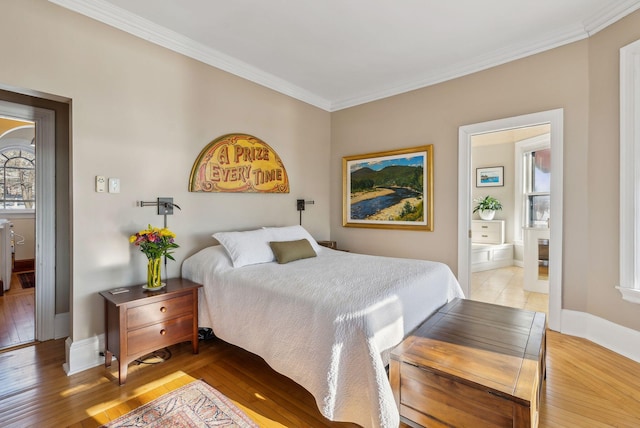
xmin=181 ymin=226 xmax=464 ymax=428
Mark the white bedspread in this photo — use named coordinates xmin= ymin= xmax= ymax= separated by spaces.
xmin=182 ymin=245 xmax=463 ymax=428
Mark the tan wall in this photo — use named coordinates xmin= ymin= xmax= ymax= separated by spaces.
xmin=0 ymin=0 xmax=331 ymax=341
xmin=10 ymin=217 xmax=35 ymax=261
xmin=471 ymin=143 xmax=515 ymax=243
xmin=331 ymin=39 xmax=589 ymax=274
xmin=585 ymin=12 xmax=640 ymax=325
xmin=3 ymin=0 xmax=640 ymax=341
xmin=332 ymin=10 xmax=640 ymax=332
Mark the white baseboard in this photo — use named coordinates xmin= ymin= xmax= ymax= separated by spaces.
xmin=561 ymin=309 xmax=640 ymax=363
xmin=63 ymin=334 xmax=106 ymax=376
xmin=54 ymin=312 xmax=70 ymax=339
xmin=62 ymin=309 xmax=640 ymax=376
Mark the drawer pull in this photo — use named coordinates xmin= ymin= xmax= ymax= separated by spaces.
xmin=160 ymin=329 xmax=167 ymax=336
xmin=160 ymin=306 xmax=167 ymax=313
xmin=482 ymin=234 xmax=489 ymax=237
xmin=481 ymin=225 xmax=488 ymax=228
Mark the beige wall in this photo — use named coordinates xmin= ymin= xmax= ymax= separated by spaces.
xmin=332 ymin=10 xmax=640 ymax=332
xmin=0 ymin=0 xmax=331 ymax=341
xmin=471 ymin=143 xmax=515 ymax=243
xmin=10 ymin=217 xmax=35 ymax=261
xmin=586 ymin=13 xmax=640 ymax=325
xmin=331 ymin=40 xmax=589 ymax=270
xmin=2 ymin=0 xmax=640 ymax=343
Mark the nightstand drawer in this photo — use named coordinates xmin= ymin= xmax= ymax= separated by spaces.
xmin=100 ymin=278 xmax=202 ymax=385
xmin=127 ymin=314 xmax=194 ymax=356
xmin=127 ymin=293 xmax=193 ymax=329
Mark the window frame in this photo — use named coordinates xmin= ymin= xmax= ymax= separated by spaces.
xmin=523 ymin=148 xmax=551 ymax=228
xmin=0 ymin=145 xmax=35 ymax=214
xmin=514 ymin=134 xmax=550 ymax=242
xmin=618 ymin=38 xmax=640 ymax=303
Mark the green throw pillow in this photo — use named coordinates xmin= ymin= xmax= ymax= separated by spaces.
xmin=270 ymin=239 xmax=317 ymax=264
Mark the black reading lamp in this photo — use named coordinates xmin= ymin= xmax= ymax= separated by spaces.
xmin=296 ymin=199 xmax=314 ymax=225
xmin=137 ymin=197 xmax=182 ymax=272
xmin=138 ymin=197 xmax=181 ymax=228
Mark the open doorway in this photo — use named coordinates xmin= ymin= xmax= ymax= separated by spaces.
xmin=469 ymin=125 xmax=550 ymax=315
xmin=0 ymin=117 xmax=36 ymax=349
xmin=0 ymin=97 xmax=57 ymax=349
xmin=458 ymin=109 xmax=563 ymax=331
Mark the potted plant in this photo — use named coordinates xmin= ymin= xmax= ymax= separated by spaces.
xmin=473 ymin=195 xmax=502 ymax=220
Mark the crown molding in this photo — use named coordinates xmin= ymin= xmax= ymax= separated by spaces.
xmin=332 ymin=0 xmax=640 ymax=111
xmin=330 ymin=23 xmax=589 ymax=111
xmin=583 ymin=0 xmax=640 ymax=35
xmin=48 ymin=0 xmax=332 ymax=111
xmin=49 ymin=0 xmax=640 ymax=112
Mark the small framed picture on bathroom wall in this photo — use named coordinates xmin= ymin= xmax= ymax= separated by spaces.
xmin=476 ymin=166 xmax=504 ymax=187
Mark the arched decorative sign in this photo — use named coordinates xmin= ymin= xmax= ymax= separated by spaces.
xmin=189 ymin=133 xmax=289 ymax=193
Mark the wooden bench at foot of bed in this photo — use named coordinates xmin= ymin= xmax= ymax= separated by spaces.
xmin=390 ymin=298 xmax=546 ymax=428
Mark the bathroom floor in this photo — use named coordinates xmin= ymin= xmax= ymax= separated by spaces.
xmin=470 ymin=265 xmax=548 ymax=315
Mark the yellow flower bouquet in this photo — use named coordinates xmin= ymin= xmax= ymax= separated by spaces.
xmin=129 ymin=225 xmax=179 ymax=288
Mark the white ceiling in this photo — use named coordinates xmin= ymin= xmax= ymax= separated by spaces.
xmin=472 ymin=124 xmax=550 ymax=147
xmin=50 ymin=0 xmax=640 ymax=111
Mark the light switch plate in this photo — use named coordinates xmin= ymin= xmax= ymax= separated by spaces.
xmin=108 ymin=178 xmax=120 ymax=193
xmin=96 ymin=176 xmax=106 ymax=193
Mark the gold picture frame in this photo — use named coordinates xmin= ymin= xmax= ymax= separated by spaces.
xmin=343 ymin=145 xmax=433 ymax=231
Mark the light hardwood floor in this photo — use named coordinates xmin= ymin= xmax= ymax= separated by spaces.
xmin=0 ymin=326 xmax=639 ymax=426
xmin=0 ymin=272 xmax=35 ymax=350
xmin=1 ymin=268 xmax=639 ymax=427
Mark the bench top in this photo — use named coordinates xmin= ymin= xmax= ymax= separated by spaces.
xmin=391 ymin=298 xmax=546 ymax=402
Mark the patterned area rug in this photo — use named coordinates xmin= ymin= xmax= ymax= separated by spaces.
xmin=18 ymin=271 xmax=35 ymax=289
xmin=101 ymin=379 xmax=258 ymax=428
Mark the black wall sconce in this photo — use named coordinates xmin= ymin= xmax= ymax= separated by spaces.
xmin=297 ymin=199 xmax=314 ymax=225
xmin=137 ymin=197 xmax=182 ymax=272
xmin=137 ymin=197 xmax=182 ymax=227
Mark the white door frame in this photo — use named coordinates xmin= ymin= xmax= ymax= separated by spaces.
xmin=0 ymin=100 xmax=56 ymax=341
xmin=458 ymin=109 xmax=563 ymax=331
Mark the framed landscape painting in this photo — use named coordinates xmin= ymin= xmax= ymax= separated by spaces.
xmin=343 ymin=145 xmax=433 ymax=231
xmin=476 ymin=166 xmax=504 ymax=187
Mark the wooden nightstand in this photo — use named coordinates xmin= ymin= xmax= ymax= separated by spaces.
xmin=317 ymin=240 xmax=337 ymax=249
xmin=317 ymin=240 xmax=350 ymax=252
xmin=100 ymin=278 xmax=202 ymax=385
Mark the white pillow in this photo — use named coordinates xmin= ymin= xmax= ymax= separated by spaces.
xmin=212 ymin=228 xmax=275 ymax=268
xmin=262 ymin=225 xmax=322 ymax=252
